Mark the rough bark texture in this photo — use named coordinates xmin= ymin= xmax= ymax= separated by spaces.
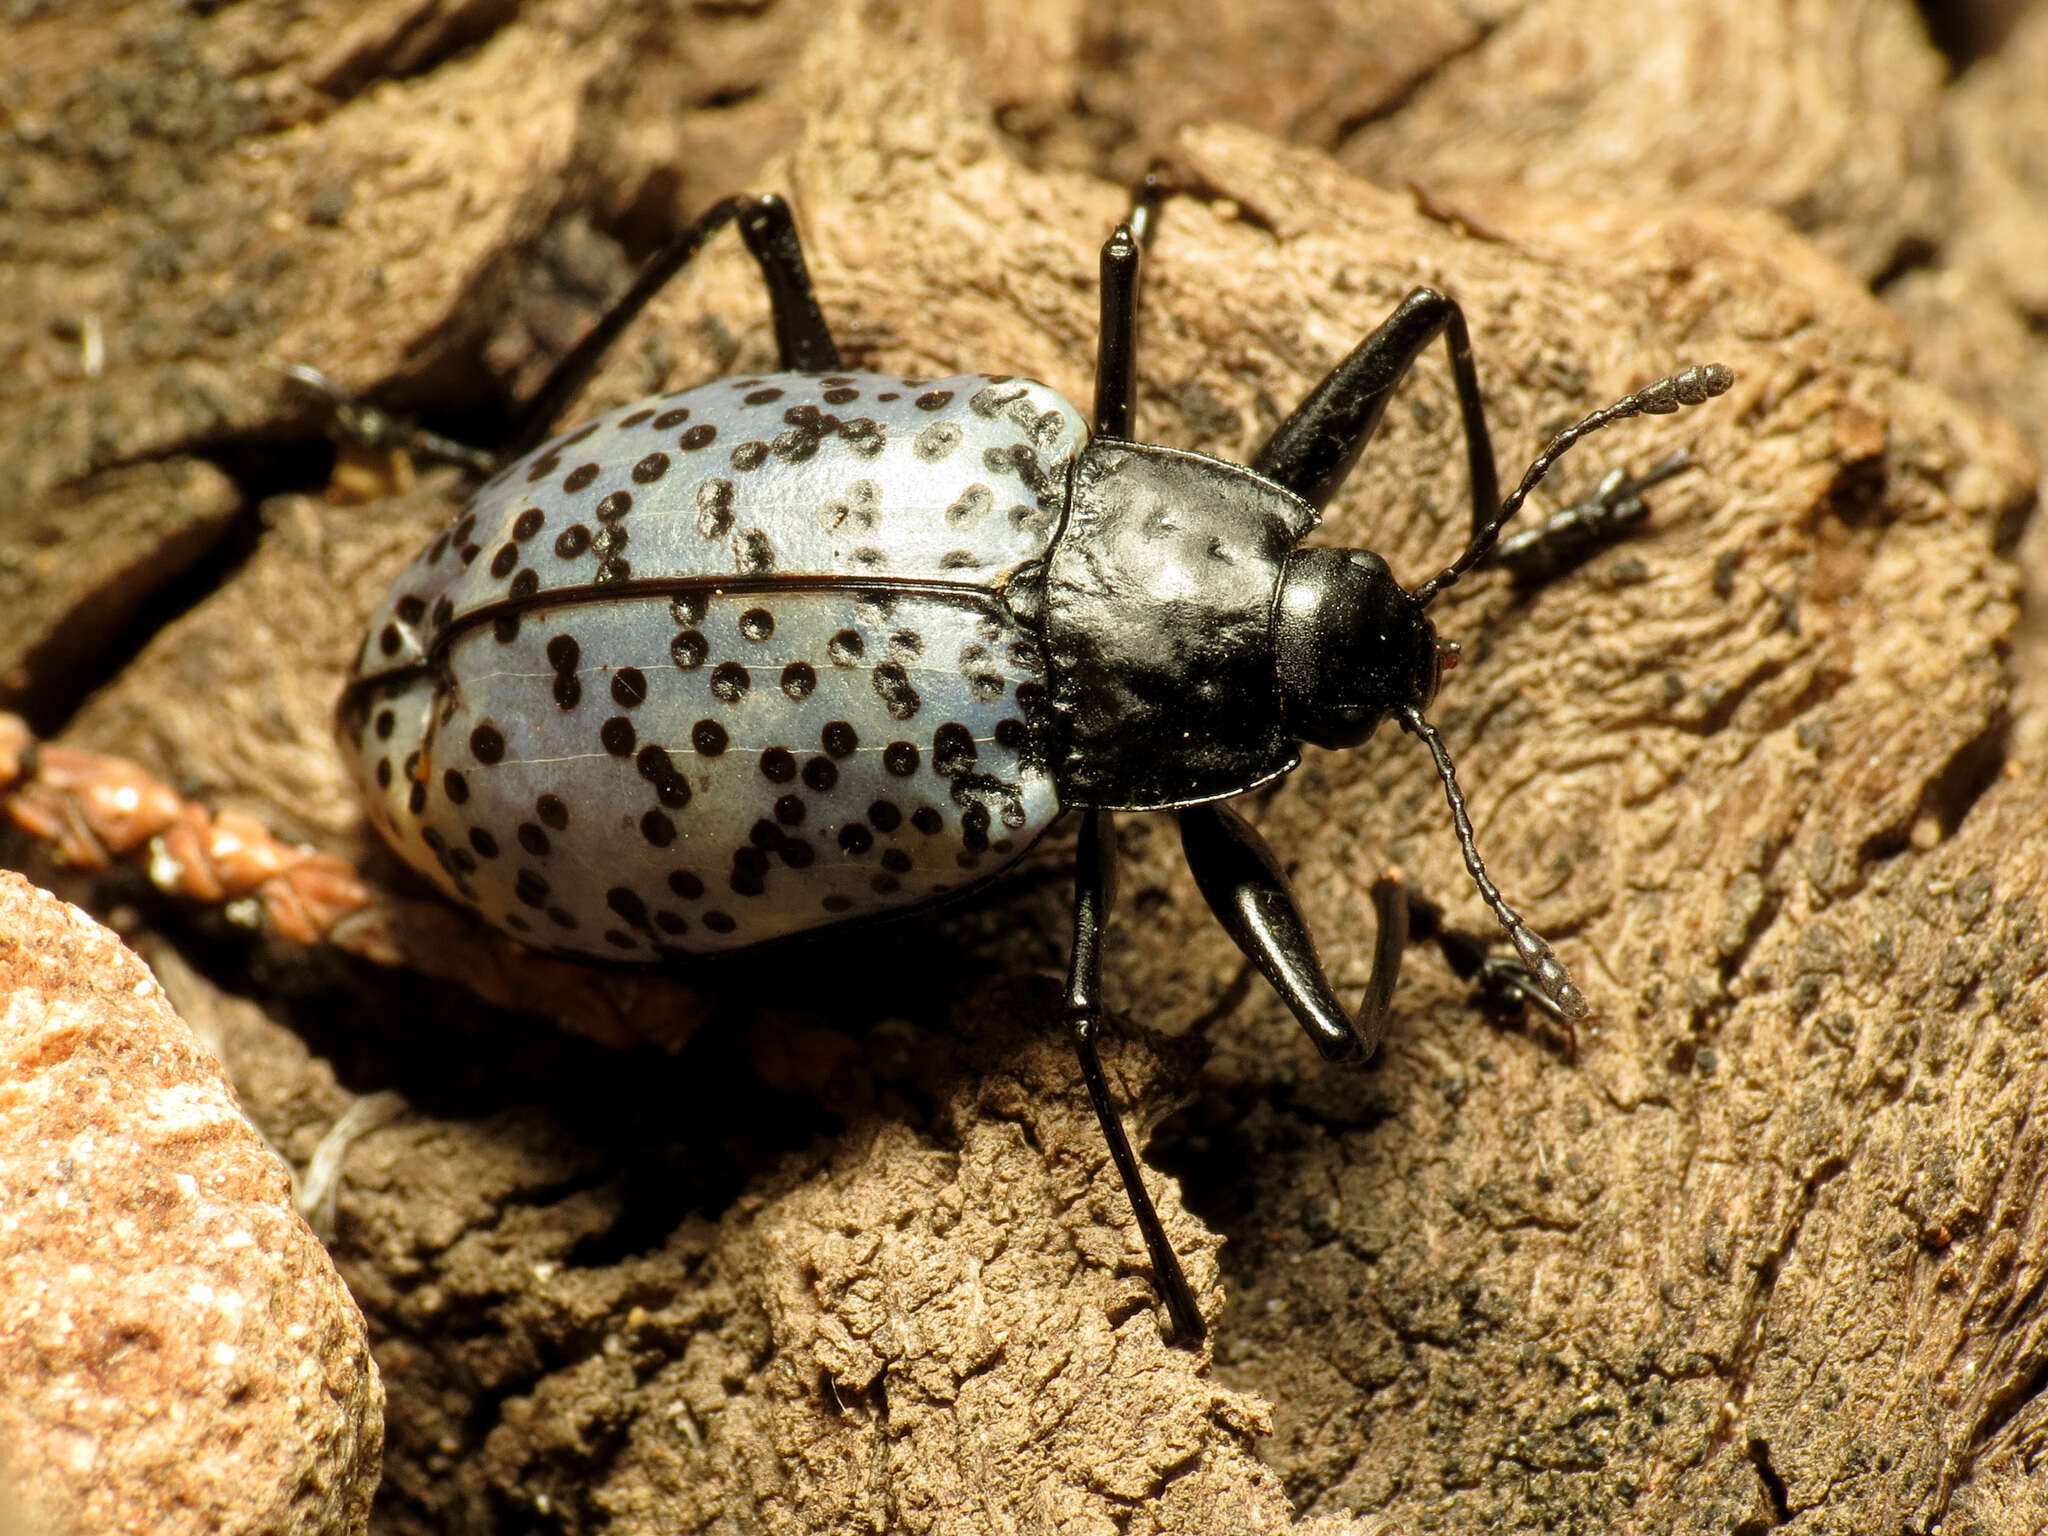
xmin=4 ymin=1 xmax=2047 ymax=1533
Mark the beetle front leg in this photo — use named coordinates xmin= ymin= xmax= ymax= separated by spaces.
xmin=1252 ymin=286 xmax=1499 ymax=534
xmin=1486 ymin=451 xmax=1694 ymax=590
xmin=1178 ymin=801 xmax=1408 ymax=1065
xmin=1065 ymin=808 xmax=1208 ymax=1347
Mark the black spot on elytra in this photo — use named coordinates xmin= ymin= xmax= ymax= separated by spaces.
xmin=654 ymin=407 xmax=691 ymax=430
xmin=669 ymin=869 xmax=705 ymax=901
xmin=563 ymin=463 xmax=600 ymax=494
xmin=915 ymin=422 xmax=961 ymax=462
xmin=601 ymin=716 xmax=637 ymax=755
xmin=555 ymin=525 xmax=591 ymax=559
xmin=611 ymin=668 xmax=648 ymax=708
xmin=671 ymin=630 xmax=709 ymax=670
xmin=781 ymin=661 xmax=815 ymax=700
xmin=703 ymin=910 xmax=737 ymax=933
xmin=932 ymin=723 xmax=983 ymax=785
xmin=872 ymin=663 xmax=920 ymax=721
xmin=596 ymin=491 xmax=632 ymax=523
xmin=509 ymin=568 xmax=540 ymax=600
xmin=916 ymin=390 xmax=953 ymax=411
xmin=945 ymin=483 xmax=992 ymax=528
xmin=637 ymin=745 xmax=691 ymax=809
xmin=490 ymin=544 xmax=518 ymax=579
xmin=710 ymin=662 xmax=750 ymax=704
xmin=822 ymin=721 xmax=857 ymax=759
xmin=761 ymin=748 xmax=797 ymax=784
xmin=518 ymin=823 xmax=550 ymax=857
xmin=537 ymin=794 xmax=569 ymax=830
xmin=802 ymin=756 xmax=837 ymax=792
xmin=884 ymin=741 xmax=920 ymax=777
xmin=838 ymin=824 xmax=874 ymax=855
xmin=828 ymin=629 xmax=864 ymax=667
xmin=693 ymin=719 xmax=728 ymax=756
xmin=739 ymin=608 xmax=774 ymax=642
xmin=470 ymin=723 xmax=505 ymax=764
xmin=513 ymin=508 xmax=545 ymax=540
xmin=696 ymin=479 xmax=735 ymax=539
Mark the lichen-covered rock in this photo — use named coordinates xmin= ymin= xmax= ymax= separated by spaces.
xmin=0 ymin=871 xmax=381 ymax=1536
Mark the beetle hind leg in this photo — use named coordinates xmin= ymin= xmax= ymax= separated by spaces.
xmin=506 ymin=192 xmax=841 ymax=459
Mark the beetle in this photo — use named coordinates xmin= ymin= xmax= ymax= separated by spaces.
xmin=337 ymin=186 xmax=1730 ymax=1345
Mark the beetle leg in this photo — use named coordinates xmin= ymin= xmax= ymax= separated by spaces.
xmin=506 ymin=192 xmax=841 ymax=460
xmin=1418 ymin=896 xmax=1580 ymax=1054
xmin=1093 ymin=226 xmax=1142 ymax=440
xmin=1066 ymin=808 xmax=1208 ymax=1346
xmin=1252 ymin=286 xmax=1499 ymax=535
xmin=1486 ymin=451 xmax=1694 ymax=589
xmin=1091 ymin=165 xmax=1178 ymax=441
xmin=1178 ymin=801 xmax=1408 ymax=1065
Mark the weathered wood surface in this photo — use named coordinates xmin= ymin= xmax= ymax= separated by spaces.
xmin=4 ymin=0 xmax=2046 ymax=1532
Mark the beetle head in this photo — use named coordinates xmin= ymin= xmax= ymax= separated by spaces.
xmin=1274 ymin=547 xmax=1439 ymax=749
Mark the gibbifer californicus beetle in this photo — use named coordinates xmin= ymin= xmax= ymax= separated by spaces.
xmin=339 ymin=185 xmax=1732 ymax=1345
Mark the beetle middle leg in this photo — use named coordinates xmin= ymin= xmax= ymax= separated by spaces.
xmin=1065 ymin=808 xmax=1208 ymax=1346
xmin=1092 ymin=165 xmax=1175 ymax=439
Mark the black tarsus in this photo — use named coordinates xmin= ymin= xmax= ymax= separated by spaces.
xmin=1179 ymin=801 xmax=1409 ymax=1066
xmin=505 ymin=192 xmax=841 ymax=462
xmin=1065 ymin=809 xmax=1208 ymax=1347
xmin=1252 ymin=286 xmax=1500 ymax=532
xmin=281 ymin=363 xmax=498 ymax=475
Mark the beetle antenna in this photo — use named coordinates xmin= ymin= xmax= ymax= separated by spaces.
xmin=1413 ymin=363 xmax=1732 ymax=608
xmin=1400 ymin=707 xmax=1588 ymax=1022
